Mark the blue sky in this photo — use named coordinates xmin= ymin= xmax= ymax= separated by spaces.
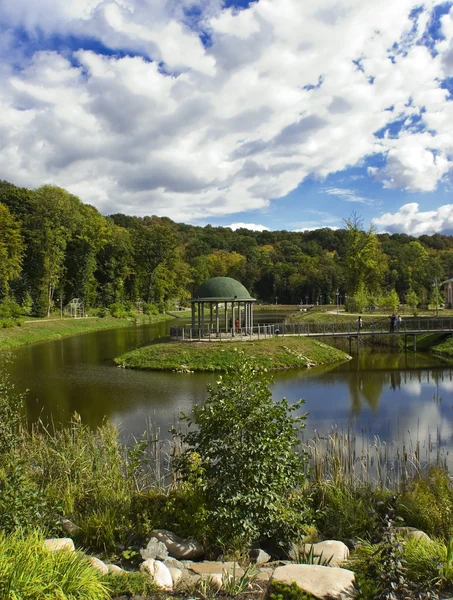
xmin=1 ymin=0 xmax=453 ymax=235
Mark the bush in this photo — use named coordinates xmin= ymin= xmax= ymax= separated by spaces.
xmin=0 ymin=530 xmax=109 ymax=600
xmin=270 ymin=581 xmax=317 ymax=600
xmin=142 ymin=302 xmax=159 ymax=316
xmin=397 ymin=467 xmax=453 ymax=540
xmin=175 ymin=353 xmax=311 ymax=552
xmin=0 ymin=296 xmax=23 ymax=319
xmin=103 ymin=571 xmax=162 ymax=597
xmin=108 ymin=302 xmax=135 ymax=319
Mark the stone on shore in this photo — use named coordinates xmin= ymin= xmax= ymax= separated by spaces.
xmin=250 ymin=548 xmax=271 ymax=565
xmin=168 ymin=567 xmax=183 ymax=587
xmin=190 ymin=561 xmax=243 ymax=577
xmin=290 ymin=541 xmax=349 ymax=567
xmin=140 ymin=559 xmax=173 ymax=591
xmin=396 ymin=527 xmax=431 ymax=542
xmin=44 ymin=538 xmax=75 ymax=553
xmin=86 ymin=556 xmax=109 ymax=576
xmin=150 ymin=529 xmax=204 ymax=560
xmin=269 ymin=564 xmax=355 ymax=600
xmin=140 ymin=538 xmax=169 ymax=561
xmin=107 ymin=564 xmax=125 ymax=575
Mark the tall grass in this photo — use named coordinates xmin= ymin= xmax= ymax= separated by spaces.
xmin=0 ymin=530 xmax=109 ymax=600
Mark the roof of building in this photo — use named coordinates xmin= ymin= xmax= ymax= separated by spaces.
xmin=191 ymin=277 xmax=255 ymax=302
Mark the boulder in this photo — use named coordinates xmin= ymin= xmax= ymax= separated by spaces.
xmin=250 ymin=549 xmax=271 ymax=565
xmin=293 ymin=541 xmax=349 ymax=567
xmin=268 ymin=564 xmax=355 ymax=600
xmin=190 ymin=561 xmax=244 ymax=577
xmin=396 ymin=527 xmax=431 ymax=543
xmin=44 ymin=538 xmax=75 ymax=553
xmin=86 ymin=556 xmax=109 ymax=576
xmin=140 ymin=538 xmax=169 ymax=561
xmin=61 ymin=518 xmax=80 ymax=536
xmin=107 ymin=564 xmax=125 ymax=575
xmin=150 ymin=529 xmax=204 ymax=560
xmin=140 ymin=559 xmax=173 ymax=591
xmin=164 ymin=557 xmax=185 ymax=570
xmin=168 ymin=567 xmax=183 ymax=587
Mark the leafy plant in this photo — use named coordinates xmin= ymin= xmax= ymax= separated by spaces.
xmin=175 ymin=352 xmax=311 ymax=551
xmin=221 ymin=564 xmax=259 ymax=596
xmin=289 ymin=543 xmax=332 ymax=566
xmin=103 ymin=571 xmax=162 ymax=597
xmin=270 ymin=581 xmax=317 ymax=600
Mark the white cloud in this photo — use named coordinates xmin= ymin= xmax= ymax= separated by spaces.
xmin=0 ymin=0 xmax=452 ymax=219
xmin=323 ymin=187 xmax=375 ymax=205
xmin=373 ymin=202 xmax=453 ymax=235
xmin=293 ymin=225 xmax=340 ymax=232
xmin=228 ymin=222 xmax=270 ymax=231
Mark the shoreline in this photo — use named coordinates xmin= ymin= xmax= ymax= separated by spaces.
xmin=0 ymin=314 xmax=173 ymax=351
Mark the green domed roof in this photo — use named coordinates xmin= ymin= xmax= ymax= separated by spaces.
xmin=192 ymin=277 xmax=255 ymax=301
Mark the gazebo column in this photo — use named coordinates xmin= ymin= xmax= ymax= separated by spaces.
xmin=238 ymin=302 xmax=242 ymax=333
xmin=224 ymin=302 xmax=228 ymax=332
xmin=250 ymin=303 xmax=254 ymax=332
xmin=245 ymin=302 xmax=249 ymax=332
xmin=216 ymin=302 xmax=219 ymax=334
xmin=232 ymin=302 xmax=235 ymax=337
xmin=201 ymin=303 xmax=205 ymax=337
xmin=209 ymin=304 xmax=213 ymax=334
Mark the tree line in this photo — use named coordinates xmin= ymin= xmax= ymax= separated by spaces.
xmin=0 ymin=179 xmax=450 ymax=317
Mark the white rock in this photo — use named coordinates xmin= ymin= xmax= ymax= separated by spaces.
xmin=300 ymin=541 xmax=349 ymax=567
xmin=87 ymin=556 xmax=109 ymax=576
xmin=164 ymin=557 xmax=185 ymax=570
xmin=168 ymin=567 xmax=183 ymax=587
xmin=44 ymin=538 xmax=75 ymax=553
xmin=151 ymin=529 xmax=204 ymax=560
xmin=396 ymin=527 xmax=432 ymax=543
xmin=270 ymin=564 xmax=355 ymax=600
xmin=251 ymin=549 xmax=271 ymax=565
xmin=140 ymin=538 xmax=169 ymax=561
xmin=107 ymin=564 xmax=125 ymax=575
xmin=140 ymin=559 xmax=173 ymax=591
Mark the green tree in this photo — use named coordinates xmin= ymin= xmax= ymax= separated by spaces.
xmin=405 ymin=289 xmax=419 ymax=316
xmin=0 ymin=203 xmax=24 ymax=297
xmin=176 ymin=354 xmax=310 ymax=550
xmin=382 ymin=289 xmax=400 ymax=313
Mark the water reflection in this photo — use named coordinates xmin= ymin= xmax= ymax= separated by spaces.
xmin=4 ymin=319 xmax=453 ymax=466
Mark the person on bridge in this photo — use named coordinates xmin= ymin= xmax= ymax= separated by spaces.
xmin=397 ymin=315 xmax=402 ymax=331
xmin=389 ymin=314 xmax=396 ymax=332
xmin=356 ymin=316 xmax=362 ymax=331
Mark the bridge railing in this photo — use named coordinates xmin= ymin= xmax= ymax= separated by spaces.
xmin=169 ymin=318 xmax=453 ymax=340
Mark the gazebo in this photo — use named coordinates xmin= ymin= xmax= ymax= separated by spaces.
xmin=191 ymin=277 xmax=256 ymax=337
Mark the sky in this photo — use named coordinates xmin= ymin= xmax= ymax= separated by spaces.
xmin=2 ymin=0 xmax=453 ymax=235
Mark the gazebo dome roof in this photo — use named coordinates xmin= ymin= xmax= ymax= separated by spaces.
xmin=192 ymin=277 xmax=255 ymax=302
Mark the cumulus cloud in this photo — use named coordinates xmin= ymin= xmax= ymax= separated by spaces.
xmin=228 ymin=222 xmax=270 ymax=231
xmin=1 ymin=0 xmax=453 ymax=219
xmin=373 ymin=202 xmax=453 ymax=236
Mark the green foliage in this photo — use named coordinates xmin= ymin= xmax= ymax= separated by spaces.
xmin=397 ymin=467 xmax=453 ymax=540
xmin=311 ymin=481 xmax=381 ymax=542
xmin=0 ymin=202 xmax=24 ymax=297
xmin=0 ymin=530 xmax=109 ymax=600
xmin=0 ymin=358 xmax=25 ymax=455
xmin=108 ymin=302 xmax=135 ymax=318
xmin=103 ymin=571 xmax=161 ymax=597
xmin=406 ymin=289 xmax=420 ymax=316
xmin=346 ymin=285 xmax=368 ymax=313
xmin=270 ymin=581 xmax=317 ymax=600
xmin=175 ymin=353 xmax=312 ymax=550
xmin=382 ymin=288 xmax=400 ymax=313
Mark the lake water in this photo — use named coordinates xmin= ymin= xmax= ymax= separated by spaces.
xmin=4 ymin=314 xmax=453 ymax=469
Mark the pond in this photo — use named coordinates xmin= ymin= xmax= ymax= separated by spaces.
xmin=4 ymin=315 xmax=453 ymax=468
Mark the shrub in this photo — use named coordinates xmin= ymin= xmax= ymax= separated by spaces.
xmin=142 ymin=302 xmax=159 ymax=316
xmin=0 ymin=296 xmax=23 ymax=319
xmin=0 ymin=530 xmax=109 ymax=600
xmin=108 ymin=302 xmax=135 ymax=319
xmin=270 ymin=581 xmax=317 ymax=600
xmin=175 ymin=353 xmax=311 ymax=552
xmin=103 ymin=571 xmax=162 ymax=597
xmin=397 ymin=467 xmax=453 ymax=540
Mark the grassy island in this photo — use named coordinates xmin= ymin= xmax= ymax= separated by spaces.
xmin=0 ymin=314 xmax=173 ymax=351
xmin=115 ymin=336 xmax=350 ymax=372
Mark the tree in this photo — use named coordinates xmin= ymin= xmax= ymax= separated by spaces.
xmin=176 ymin=354 xmax=310 ymax=550
xmin=405 ymin=289 xmax=419 ymax=316
xmin=0 ymin=203 xmax=24 ymax=298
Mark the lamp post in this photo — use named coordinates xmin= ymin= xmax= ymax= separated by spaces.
xmin=305 ymin=294 xmax=308 ymax=306
xmin=336 ymin=290 xmax=339 ymax=314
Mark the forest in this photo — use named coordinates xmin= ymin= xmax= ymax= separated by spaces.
xmin=0 ymin=179 xmax=451 ymax=317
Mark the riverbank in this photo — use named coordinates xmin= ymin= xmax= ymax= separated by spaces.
xmin=0 ymin=314 xmax=173 ymax=351
xmin=115 ymin=336 xmax=350 ymax=372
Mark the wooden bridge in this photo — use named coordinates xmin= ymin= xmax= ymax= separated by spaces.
xmin=170 ymin=318 xmax=453 ymax=352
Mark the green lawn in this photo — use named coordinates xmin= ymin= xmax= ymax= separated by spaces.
xmin=115 ymin=336 xmax=349 ymax=372
xmin=0 ymin=314 xmax=172 ymax=351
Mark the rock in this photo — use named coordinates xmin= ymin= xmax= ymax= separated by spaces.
xmin=87 ymin=556 xmax=109 ymax=576
xmin=164 ymin=557 xmax=185 ymax=570
xmin=250 ymin=549 xmax=271 ymax=565
xmin=44 ymin=538 xmax=75 ymax=553
xmin=150 ymin=529 xmax=204 ymax=560
xmin=140 ymin=559 xmax=173 ymax=591
xmin=190 ymin=561 xmax=244 ymax=577
xmin=61 ymin=518 xmax=80 ymax=536
xmin=168 ymin=567 xmax=183 ymax=587
xmin=140 ymin=537 xmax=169 ymax=561
xmin=291 ymin=541 xmax=349 ymax=567
xmin=107 ymin=564 xmax=125 ymax=575
xmin=256 ymin=567 xmax=274 ymax=582
xmin=268 ymin=564 xmax=355 ymax=600
xmin=396 ymin=527 xmax=432 ymax=542
xmin=204 ymin=573 xmax=223 ymax=590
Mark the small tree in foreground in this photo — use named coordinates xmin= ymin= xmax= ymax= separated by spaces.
xmin=175 ymin=352 xmax=310 ymax=551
